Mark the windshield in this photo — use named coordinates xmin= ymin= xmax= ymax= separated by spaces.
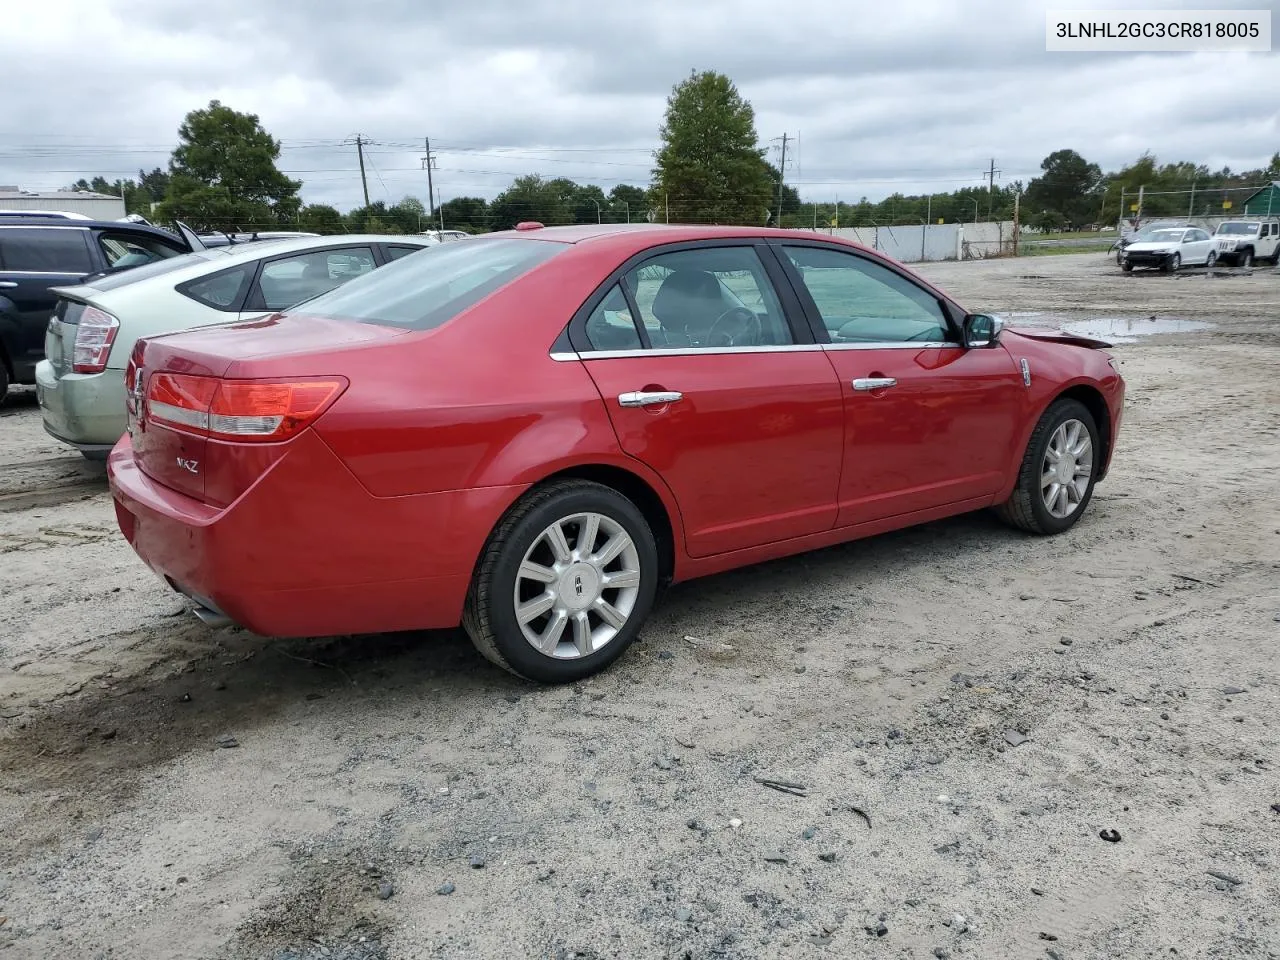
xmin=1215 ymin=222 xmax=1260 ymax=235
xmin=82 ymin=248 xmax=231 ymax=290
xmin=1145 ymin=229 xmax=1186 ymax=243
xmin=295 ymin=237 xmax=569 ymax=331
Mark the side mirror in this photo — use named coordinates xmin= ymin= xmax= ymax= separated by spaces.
xmin=962 ymin=313 xmax=1003 ymax=348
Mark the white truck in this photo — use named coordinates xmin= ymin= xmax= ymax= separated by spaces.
xmin=1212 ymin=218 xmax=1280 ymax=267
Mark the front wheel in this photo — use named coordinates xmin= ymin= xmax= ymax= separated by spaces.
xmin=1120 ymin=261 xmax=1133 ymax=272
xmin=995 ymin=399 xmax=1100 ymax=535
xmin=1164 ymin=252 xmax=1181 ymax=273
xmin=463 ymin=479 xmax=659 ymax=683
xmin=1239 ymin=250 xmax=1253 ymax=269
xmin=0 ymin=360 xmax=9 ymax=406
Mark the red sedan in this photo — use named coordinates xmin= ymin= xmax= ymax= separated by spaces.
xmin=108 ymin=224 xmax=1125 ymax=683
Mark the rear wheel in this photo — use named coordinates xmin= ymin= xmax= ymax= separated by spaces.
xmin=0 ymin=360 xmax=9 ymax=406
xmin=1205 ymin=250 xmax=1217 ymax=268
xmin=463 ymin=479 xmax=659 ymax=683
xmin=995 ymin=398 xmax=1100 ymax=535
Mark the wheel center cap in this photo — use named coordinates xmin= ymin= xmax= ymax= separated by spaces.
xmin=559 ymin=563 xmax=600 ymax=611
xmin=1056 ymin=457 xmax=1075 ymax=483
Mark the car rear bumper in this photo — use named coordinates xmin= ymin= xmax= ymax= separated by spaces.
xmin=35 ymin=361 xmax=126 ymax=448
xmin=107 ymin=430 xmax=525 ymax=638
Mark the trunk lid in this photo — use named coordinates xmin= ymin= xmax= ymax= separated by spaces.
xmin=131 ymin=314 xmax=406 ymax=503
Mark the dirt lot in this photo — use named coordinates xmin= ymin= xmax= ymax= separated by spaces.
xmin=1 ymin=252 xmax=1278 ymax=960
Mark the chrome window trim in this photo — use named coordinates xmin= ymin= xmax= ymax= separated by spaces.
xmin=0 ymin=269 xmax=88 ymax=276
xmin=551 ymin=341 xmax=962 ymax=361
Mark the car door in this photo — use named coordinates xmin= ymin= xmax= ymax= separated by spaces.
xmin=570 ymin=242 xmax=844 ymax=558
xmin=1185 ymin=228 xmax=1212 ymax=264
xmin=774 ymin=242 xmax=1024 ymax=526
xmin=0 ymin=226 xmax=95 ymax=380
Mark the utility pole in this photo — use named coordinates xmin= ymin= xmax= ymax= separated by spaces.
xmin=1187 ymin=176 xmax=1196 ymax=220
xmin=421 ymin=137 xmax=436 ymax=230
xmin=984 ymin=158 xmax=1001 ymax=221
xmin=355 ymin=135 xmax=370 ymax=208
xmin=774 ymin=132 xmax=789 ymax=226
xmin=1137 ymin=184 xmax=1145 ymax=222
xmin=1012 ymin=189 xmax=1021 ymax=256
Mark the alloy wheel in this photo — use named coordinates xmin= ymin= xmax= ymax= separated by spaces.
xmin=1040 ymin=419 xmax=1094 ymax=519
xmin=513 ymin=512 xmax=642 ymax=659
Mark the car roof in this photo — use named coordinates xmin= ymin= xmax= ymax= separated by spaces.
xmin=0 ymin=216 xmax=190 ymax=242
xmin=54 ymin=234 xmax=437 ymax=301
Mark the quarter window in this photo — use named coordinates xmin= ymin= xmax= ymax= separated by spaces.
xmin=0 ymin=228 xmax=92 ymax=273
xmin=386 ymin=245 xmax=423 ymax=261
xmin=619 ymin=246 xmax=792 ymax=348
xmin=181 ymin=265 xmax=251 ymax=310
xmin=782 ymin=246 xmax=951 ymax=344
xmin=584 ymin=284 xmax=643 ymax=350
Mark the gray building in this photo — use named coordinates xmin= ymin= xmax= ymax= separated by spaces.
xmin=0 ymin=187 xmax=127 ymax=220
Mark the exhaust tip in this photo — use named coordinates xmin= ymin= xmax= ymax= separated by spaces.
xmin=191 ymin=603 xmax=233 ymax=628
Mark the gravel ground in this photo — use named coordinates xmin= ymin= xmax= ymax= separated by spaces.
xmin=1 ymin=252 xmax=1278 ymax=960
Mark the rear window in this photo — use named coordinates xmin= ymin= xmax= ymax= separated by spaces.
xmin=84 ymin=249 xmax=230 ymax=290
xmin=295 ymin=238 xmax=568 ymax=331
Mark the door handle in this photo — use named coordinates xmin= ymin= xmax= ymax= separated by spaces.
xmin=618 ymin=390 xmax=683 ymax=407
xmin=851 ymin=377 xmax=897 ymax=391
xmin=0 ymin=281 xmax=17 ymax=289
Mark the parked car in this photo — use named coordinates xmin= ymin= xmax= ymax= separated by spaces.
xmin=36 ymin=234 xmax=435 ymax=458
xmin=1211 ymin=218 xmax=1280 ymax=267
xmin=0 ymin=217 xmax=205 ymax=400
xmin=108 ymin=223 xmax=1125 ymax=683
xmin=197 ymin=230 xmax=321 ymax=248
xmin=415 ymin=230 xmax=471 ymax=243
xmin=1117 ymin=226 xmax=1217 ymax=272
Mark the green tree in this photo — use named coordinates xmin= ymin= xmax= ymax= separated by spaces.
xmin=438 ymin=196 xmax=488 ymax=232
xmin=1023 ymin=149 xmax=1103 ymax=228
xmin=764 ymin=162 xmax=801 ymax=225
xmin=298 ymin=203 xmax=346 ymax=234
xmin=488 ymin=174 xmax=577 ymax=230
xmin=608 ymin=184 xmax=647 ymax=222
xmin=157 ymin=100 xmax=302 ymax=232
xmin=651 ymin=70 xmax=772 ymax=224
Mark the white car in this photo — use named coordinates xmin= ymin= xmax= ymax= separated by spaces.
xmin=1118 ymin=227 xmax=1217 ymax=272
xmin=35 ymin=234 xmax=434 ymax=458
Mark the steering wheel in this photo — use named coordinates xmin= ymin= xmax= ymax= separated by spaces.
xmin=706 ymin=306 xmax=761 ymax=347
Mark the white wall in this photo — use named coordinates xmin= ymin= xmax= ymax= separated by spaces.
xmin=816 ymin=221 xmax=1015 ymax=263
xmin=0 ymin=192 xmax=126 ymax=219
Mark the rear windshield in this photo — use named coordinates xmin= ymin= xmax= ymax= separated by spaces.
xmin=84 ymin=248 xmax=230 ymax=290
xmin=294 ymin=237 xmax=568 ymax=330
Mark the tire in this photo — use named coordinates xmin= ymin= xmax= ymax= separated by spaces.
xmin=1205 ymin=251 xmax=1217 ymax=268
xmin=1164 ymin=252 xmax=1180 ymax=273
xmin=1239 ymin=249 xmax=1253 ymax=269
xmin=462 ymin=479 xmax=659 ymax=683
xmin=1120 ymin=261 xmax=1133 ymax=272
xmin=0 ymin=360 xmax=9 ymax=407
xmin=995 ymin=398 xmax=1101 ymax=536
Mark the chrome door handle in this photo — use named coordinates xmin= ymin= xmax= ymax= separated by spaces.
xmin=0 ymin=281 xmax=17 ymax=289
xmin=852 ymin=377 xmax=897 ymax=391
xmin=618 ymin=390 xmax=683 ymax=407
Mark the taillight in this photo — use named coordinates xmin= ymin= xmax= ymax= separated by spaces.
xmin=123 ymin=341 xmax=145 ymax=415
xmin=145 ymin=373 xmax=347 ymax=442
xmin=72 ymin=306 xmax=120 ymax=374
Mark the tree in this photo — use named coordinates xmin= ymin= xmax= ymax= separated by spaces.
xmin=488 ymin=174 xmax=577 ymax=230
xmin=651 ymin=70 xmax=772 ymax=224
xmin=157 ymin=100 xmax=301 ymax=232
xmin=764 ymin=162 xmax=801 ymax=225
xmin=438 ymin=196 xmax=488 ymax=232
xmin=1023 ymin=149 xmax=1103 ymax=228
xmin=298 ymin=204 xmax=346 ymax=234
xmin=608 ymin=184 xmax=648 ymax=222
xmin=137 ymin=167 xmax=170 ymax=202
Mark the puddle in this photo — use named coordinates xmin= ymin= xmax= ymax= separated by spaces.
xmin=995 ymin=312 xmax=1213 ymax=344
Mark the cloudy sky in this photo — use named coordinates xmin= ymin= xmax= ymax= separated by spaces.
xmin=3 ymin=0 xmax=1277 ymax=213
